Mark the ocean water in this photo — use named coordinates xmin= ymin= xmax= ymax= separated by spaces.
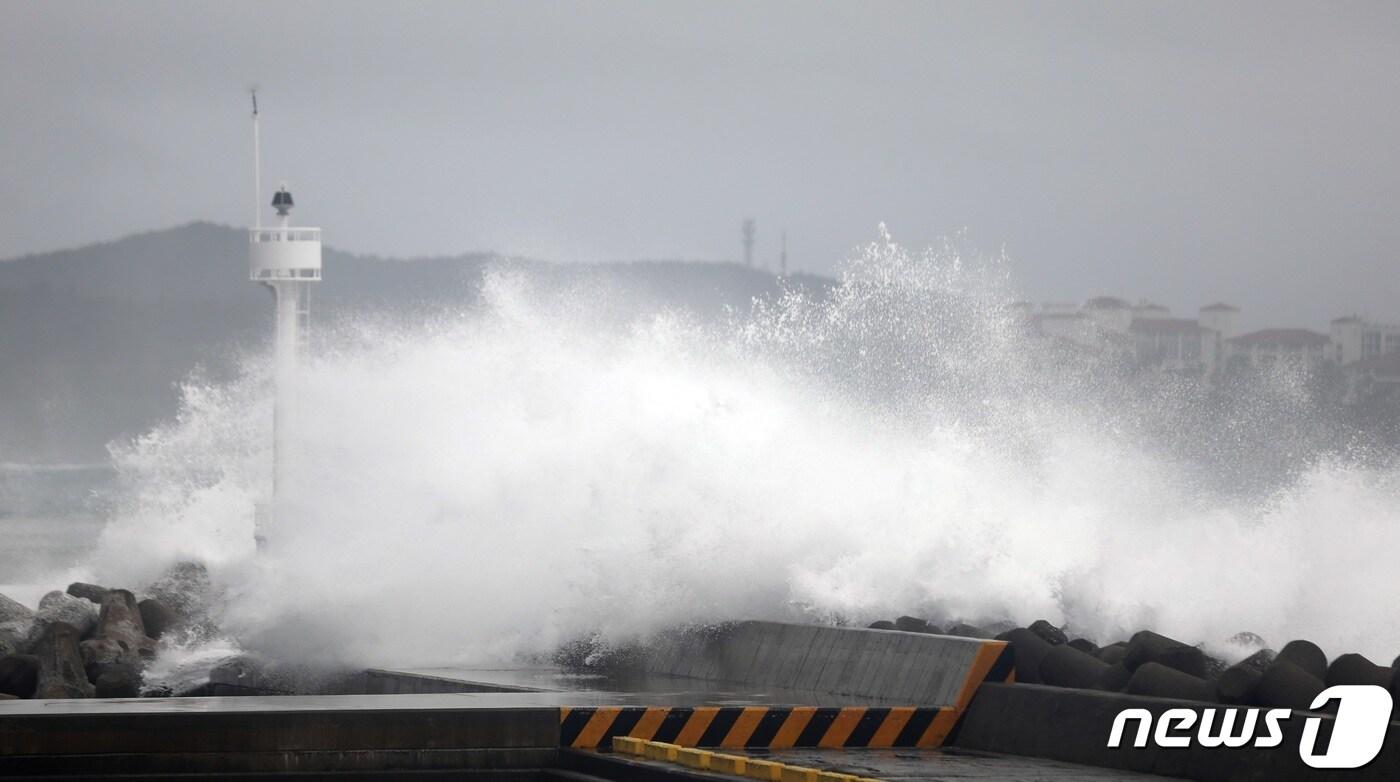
xmin=0 ymin=463 xmax=111 ymax=605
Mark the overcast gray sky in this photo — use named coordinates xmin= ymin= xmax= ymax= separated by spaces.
xmin=3 ymin=1 xmax=1398 ymax=328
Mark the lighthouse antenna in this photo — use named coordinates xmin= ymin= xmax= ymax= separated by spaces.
xmin=251 ymin=89 xmax=261 ymax=230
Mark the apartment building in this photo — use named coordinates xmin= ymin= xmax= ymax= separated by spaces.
xmin=1330 ymin=316 xmax=1400 ymax=365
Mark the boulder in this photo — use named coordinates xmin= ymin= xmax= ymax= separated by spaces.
xmin=93 ymin=590 xmax=156 ymax=662
xmin=1391 ymin=655 xmax=1400 ymax=701
xmin=1123 ymin=630 xmax=1207 ymax=678
xmin=983 ymin=620 xmax=1017 ymax=636
xmin=1096 ymin=642 xmax=1128 ymax=666
xmin=1037 ymin=644 xmax=1100 ymax=688
xmin=1213 ymin=649 xmax=1275 ymax=705
xmin=65 ymin=583 xmax=109 ymax=604
xmin=0 ymin=654 xmax=39 ymax=698
xmin=1038 ymin=644 xmax=1124 ymax=691
xmin=143 ymin=561 xmax=213 ymax=630
xmin=1101 ymin=663 xmax=1132 ymax=691
xmin=79 ymin=638 xmax=130 ymax=674
xmin=1203 ymin=654 xmax=1229 ymax=679
xmin=138 ymin=599 xmax=178 ymax=640
xmin=1256 ymin=660 xmax=1325 ymax=711
xmin=894 ymin=616 xmax=934 ymax=634
xmin=1326 ymin=653 xmax=1390 ymax=688
xmin=0 ymin=693 xmax=15 ymax=700
xmin=33 ymin=591 xmax=99 ymax=639
xmin=1028 ymin=619 xmax=1068 ymax=646
xmin=1067 ymin=638 xmax=1099 ymax=655
xmin=31 ymin=623 xmax=94 ymax=698
xmin=1216 ymin=664 xmax=1263 ymax=705
xmin=0 ymin=593 xmax=36 ymax=656
xmin=1276 ymin=640 xmax=1327 ymax=680
xmin=998 ymin=628 xmax=1054 ymax=684
xmin=1235 ymin=648 xmax=1275 ymax=674
xmin=945 ymin=623 xmax=993 ymax=639
xmin=1125 ymin=662 xmax=1215 ymax=703
xmin=94 ymin=664 xmax=142 ymax=698
xmin=0 ymin=593 xmax=34 ymax=623
xmin=867 ymin=620 xmax=895 ymax=630
xmin=1227 ymin=631 xmax=1267 ymax=649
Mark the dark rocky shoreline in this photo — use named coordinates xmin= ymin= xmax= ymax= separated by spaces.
xmin=0 ymin=562 xmax=230 ymax=700
xmin=6 ymin=564 xmax=1399 ymax=711
xmin=868 ymin=613 xmax=1400 ymax=710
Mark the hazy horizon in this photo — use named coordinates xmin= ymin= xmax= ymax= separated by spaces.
xmin=5 ymin=2 xmax=1400 ymax=324
xmin=0 ymin=218 xmax=1385 ymax=335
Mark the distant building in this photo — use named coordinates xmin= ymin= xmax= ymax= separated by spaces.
xmin=1082 ymin=296 xmax=1133 ymax=333
xmin=1340 ymin=349 xmax=1400 ymax=404
xmin=1197 ymin=303 xmax=1240 ymax=339
xmin=1032 ymin=311 xmax=1096 ymax=348
xmin=1224 ymin=328 xmax=1330 ymax=371
xmin=1131 ymin=301 xmax=1171 ymax=320
xmin=1014 ymin=296 xmax=1400 ymax=383
xmin=1016 ymin=297 xmax=1237 ymax=375
xmin=1130 ymin=317 xmax=1217 ymax=374
xmin=1330 ymin=316 xmax=1400 ymax=365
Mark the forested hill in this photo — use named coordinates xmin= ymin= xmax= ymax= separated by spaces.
xmin=0 ymin=222 xmax=828 ymax=462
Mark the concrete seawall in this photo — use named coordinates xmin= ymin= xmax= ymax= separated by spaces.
xmin=643 ymin=621 xmax=1011 ymax=708
xmin=0 ymin=623 xmax=1052 ymax=776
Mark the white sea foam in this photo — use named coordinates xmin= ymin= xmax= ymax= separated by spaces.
xmin=75 ymin=229 xmax=1400 ymax=668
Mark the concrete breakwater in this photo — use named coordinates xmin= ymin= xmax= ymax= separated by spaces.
xmin=6 ymin=567 xmax=1400 ymax=717
xmin=3 ymin=608 xmax=1400 ymax=780
xmin=865 ymin=613 xmax=1400 ymax=711
xmin=864 ymin=614 xmax=1400 ymax=778
xmin=0 ymin=562 xmax=249 ymax=701
xmin=0 ymin=619 xmax=1013 ymax=777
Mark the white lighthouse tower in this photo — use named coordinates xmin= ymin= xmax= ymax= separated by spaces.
xmin=248 ymin=92 xmax=321 ymax=545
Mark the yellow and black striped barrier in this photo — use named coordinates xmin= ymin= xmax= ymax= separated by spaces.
xmin=562 ymin=705 xmax=956 ymax=750
xmin=561 ymin=634 xmax=1013 ymax=750
xmin=612 ymin=736 xmax=883 ymax=781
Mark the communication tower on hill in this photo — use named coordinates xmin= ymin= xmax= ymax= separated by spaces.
xmin=742 ymin=218 xmax=755 ymax=267
xmin=780 ymin=231 xmax=788 ymax=278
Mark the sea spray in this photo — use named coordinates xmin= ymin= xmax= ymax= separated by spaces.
xmin=75 ymin=230 xmax=1400 ymax=668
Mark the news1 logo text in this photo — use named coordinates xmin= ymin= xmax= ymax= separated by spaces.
xmin=1108 ymin=685 xmax=1394 ymax=769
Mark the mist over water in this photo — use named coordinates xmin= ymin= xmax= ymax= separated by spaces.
xmin=73 ymin=230 xmax=1400 ymax=668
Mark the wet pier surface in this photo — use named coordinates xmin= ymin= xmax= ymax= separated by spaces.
xmin=725 ymin=747 xmax=1174 ymax=779
xmin=567 ymin=746 xmax=1177 ymax=781
xmin=0 ymin=692 xmax=559 ymax=778
xmin=1 ymin=691 xmax=1184 ymax=780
